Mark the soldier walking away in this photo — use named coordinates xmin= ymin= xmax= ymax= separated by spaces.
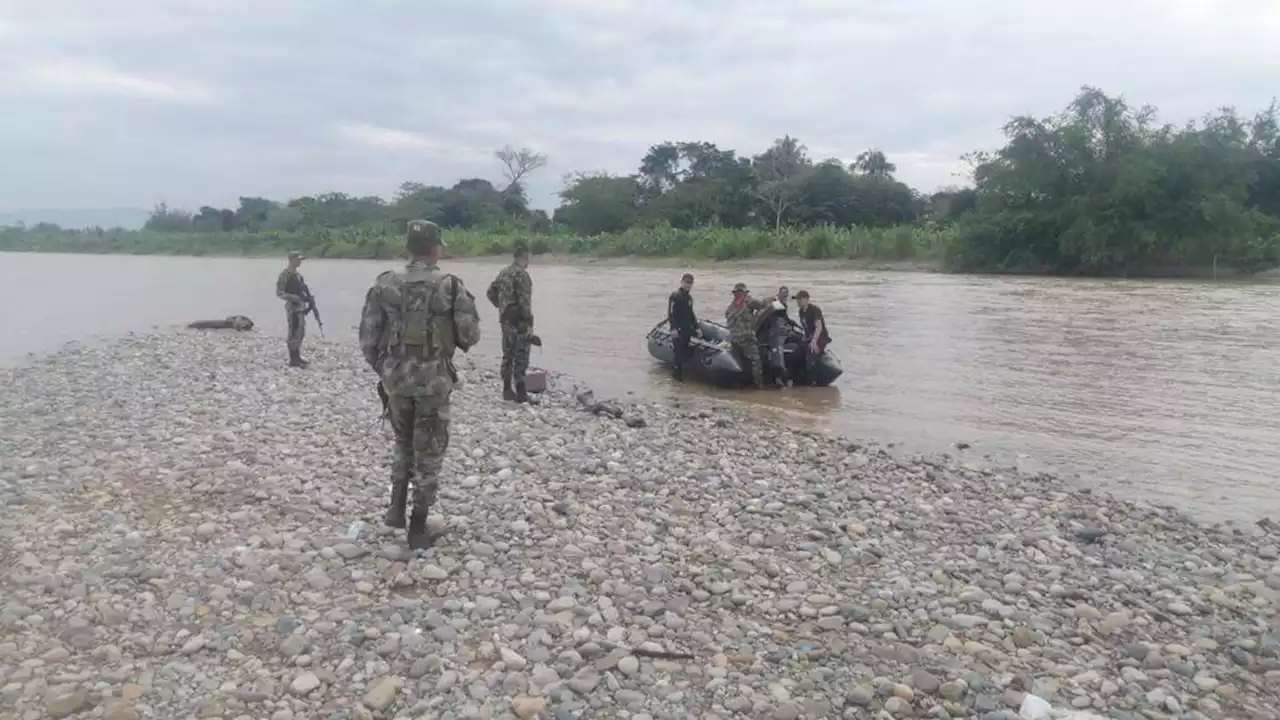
xmin=275 ymin=250 xmax=311 ymax=368
xmin=358 ymin=220 xmax=481 ymax=551
xmin=667 ymin=273 xmax=702 ymax=381
xmin=487 ymin=245 xmax=534 ymax=402
xmin=725 ymin=282 xmax=768 ymax=389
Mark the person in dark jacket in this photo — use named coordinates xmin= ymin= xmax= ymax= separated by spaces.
xmin=759 ymin=285 xmax=794 ymax=386
xmin=667 ymin=273 xmax=701 ymax=381
xmin=794 ymin=289 xmax=831 ymax=383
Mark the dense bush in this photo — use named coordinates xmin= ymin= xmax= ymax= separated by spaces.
xmin=0 ymin=224 xmax=952 ymax=262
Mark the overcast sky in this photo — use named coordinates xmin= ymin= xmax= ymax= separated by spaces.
xmin=1 ymin=0 xmax=1277 ymax=213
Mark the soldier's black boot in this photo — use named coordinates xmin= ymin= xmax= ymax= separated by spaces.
xmin=383 ymin=480 xmax=407 ymax=529
xmin=514 ymin=380 xmax=529 ymax=404
xmin=406 ymin=510 xmax=433 ymax=551
xmin=288 ymin=349 xmax=309 ymax=369
xmin=502 ymin=378 xmax=516 ymax=402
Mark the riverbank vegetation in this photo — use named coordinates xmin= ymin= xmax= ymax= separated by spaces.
xmin=3 ymin=88 xmax=1278 ymax=275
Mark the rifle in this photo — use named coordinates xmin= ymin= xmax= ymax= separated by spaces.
xmin=298 ymin=280 xmax=325 ymax=338
xmin=377 ymin=380 xmax=390 ymax=424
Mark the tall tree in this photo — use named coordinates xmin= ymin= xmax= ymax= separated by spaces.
xmin=852 ymin=149 xmax=897 ymax=178
xmin=753 ymin=135 xmax=811 ymax=231
xmin=494 ymin=145 xmax=548 ymax=197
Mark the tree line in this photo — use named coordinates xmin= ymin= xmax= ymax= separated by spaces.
xmin=4 ymin=87 xmax=1279 ymax=275
xmin=143 ymin=146 xmax=555 ymax=235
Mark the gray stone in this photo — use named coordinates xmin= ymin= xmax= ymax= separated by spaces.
xmin=279 ymin=634 xmax=306 ymax=657
xmin=939 ymin=680 xmax=968 ymax=701
xmin=911 ymin=669 xmax=941 ymax=694
xmin=46 ymin=690 xmax=91 ymax=718
xmin=363 ymin=676 xmax=402 ymax=710
xmin=290 ymin=672 xmax=321 ymax=695
xmin=848 ymin=685 xmax=875 ymax=706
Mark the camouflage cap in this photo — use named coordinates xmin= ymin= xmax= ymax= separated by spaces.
xmin=406 ymin=219 xmax=445 ymax=247
xmin=732 ymin=282 xmax=748 ymax=293
xmin=287 ymin=250 xmax=306 ymax=260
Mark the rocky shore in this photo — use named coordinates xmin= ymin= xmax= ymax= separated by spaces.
xmin=1 ymin=333 xmax=1278 ymax=720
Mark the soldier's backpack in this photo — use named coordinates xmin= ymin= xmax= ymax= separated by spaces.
xmin=485 ymin=274 xmax=501 ymax=309
xmin=396 ymin=272 xmax=450 ymax=360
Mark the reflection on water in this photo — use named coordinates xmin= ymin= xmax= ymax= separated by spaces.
xmin=1 ymin=252 xmax=1279 ymax=524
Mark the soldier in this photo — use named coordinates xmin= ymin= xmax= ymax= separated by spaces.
xmin=358 ymin=220 xmax=480 ymax=550
xmin=275 ymin=250 xmax=310 ymax=368
xmin=725 ymin=282 xmax=768 ymax=389
xmin=487 ymin=245 xmax=534 ymax=402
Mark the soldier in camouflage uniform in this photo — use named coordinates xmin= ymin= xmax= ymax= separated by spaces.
xmin=725 ymin=282 xmax=768 ymax=388
xmin=358 ymin=220 xmax=481 ymax=550
xmin=487 ymin=245 xmax=534 ymax=402
xmin=275 ymin=250 xmax=310 ymax=368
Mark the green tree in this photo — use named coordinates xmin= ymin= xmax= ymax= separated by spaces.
xmin=753 ymin=135 xmax=812 ymax=231
xmin=638 ymin=141 xmax=757 ymax=228
xmin=950 ymin=86 xmax=1280 ymax=274
xmin=234 ymin=197 xmax=276 ymax=231
xmin=143 ymin=202 xmax=194 ymax=232
xmin=852 ymin=149 xmax=897 ymax=178
xmin=555 ymin=173 xmax=643 ymax=235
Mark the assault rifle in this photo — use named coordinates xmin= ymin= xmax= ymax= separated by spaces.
xmin=377 ymin=380 xmax=390 ymax=423
xmin=298 ymin=279 xmax=325 ymax=338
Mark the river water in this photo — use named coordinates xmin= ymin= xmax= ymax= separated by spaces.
xmin=2 ymin=252 xmax=1278 ymax=524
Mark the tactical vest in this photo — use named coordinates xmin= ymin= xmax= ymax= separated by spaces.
xmin=283 ymin=270 xmax=305 ymax=297
xmin=386 ymin=269 xmax=457 ymax=361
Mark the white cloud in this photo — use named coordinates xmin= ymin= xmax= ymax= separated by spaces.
xmin=18 ymin=58 xmax=214 ymax=104
xmin=333 ymin=122 xmax=450 ymax=153
xmin=330 ymin=122 xmax=489 ymax=163
xmin=0 ymin=0 xmax=1277 ymax=212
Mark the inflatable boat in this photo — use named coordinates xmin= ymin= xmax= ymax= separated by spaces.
xmin=645 ymin=318 xmax=843 ymax=388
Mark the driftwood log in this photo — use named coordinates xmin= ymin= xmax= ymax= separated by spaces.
xmin=187 ymin=315 xmax=255 ymax=331
xmin=575 ymin=389 xmax=647 ymax=428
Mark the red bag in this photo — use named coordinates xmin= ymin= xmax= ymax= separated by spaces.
xmin=524 ymin=369 xmax=547 ymax=393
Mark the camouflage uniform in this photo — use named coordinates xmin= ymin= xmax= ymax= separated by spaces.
xmin=276 ymin=259 xmax=309 ymax=367
xmin=359 ymin=243 xmax=481 ymax=548
xmin=725 ymin=283 xmax=767 ymax=388
xmin=490 ymin=261 xmax=534 ymax=400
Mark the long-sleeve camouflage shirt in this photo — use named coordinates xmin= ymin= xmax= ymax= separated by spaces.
xmin=492 ymin=262 xmax=533 ymax=329
xmin=725 ymin=297 xmax=768 ymax=342
xmin=276 ymin=269 xmax=307 ymax=311
xmin=358 ymin=260 xmax=481 ymax=398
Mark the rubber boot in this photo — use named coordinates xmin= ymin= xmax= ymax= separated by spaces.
xmin=383 ymin=479 xmax=407 ymax=529
xmin=514 ymin=380 xmax=529 ymax=404
xmin=502 ymin=379 xmax=516 ymax=402
xmin=289 ymin=349 xmax=309 ymax=369
xmin=672 ymin=363 xmax=683 ymax=382
xmin=406 ymin=510 xmax=433 ymax=551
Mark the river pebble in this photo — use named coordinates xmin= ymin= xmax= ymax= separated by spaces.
xmin=0 ymin=332 xmax=1278 ymax=719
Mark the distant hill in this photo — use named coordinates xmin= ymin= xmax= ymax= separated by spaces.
xmin=0 ymin=207 xmax=151 ymax=230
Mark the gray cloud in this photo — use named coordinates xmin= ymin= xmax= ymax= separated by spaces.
xmin=1 ymin=0 xmax=1277 ymax=214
